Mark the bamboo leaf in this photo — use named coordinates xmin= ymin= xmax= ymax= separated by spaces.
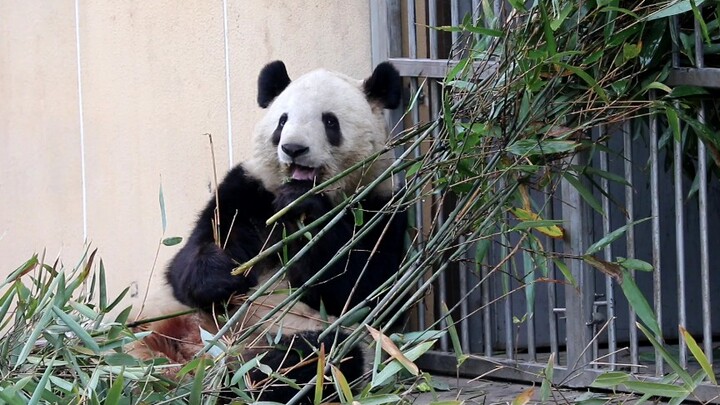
xmin=315 ymin=343 xmax=325 ymax=404
xmin=331 ymin=365 xmax=353 ymax=403
xmin=366 ymin=325 xmax=419 ymax=376
xmin=104 ymin=371 xmax=124 ymax=405
xmin=617 ymin=257 xmax=653 ymax=272
xmin=371 ymin=341 xmax=435 ymax=388
xmin=680 ymin=326 xmax=716 ymax=384
xmin=52 ymin=306 xmax=101 ymax=354
xmin=636 ymin=323 xmax=694 ymax=387
xmin=618 ymin=269 xmax=661 ymax=339
xmin=441 ymin=302 xmax=469 ymax=367
xmin=562 ymin=172 xmax=605 ymax=216
xmin=28 ymin=357 xmax=54 ymax=405
xmin=512 ymin=387 xmax=534 ymax=405
xmin=623 ymin=381 xmax=689 ymax=397
xmin=539 ymin=353 xmax=555 ymax=401
xmin=585 ymin=219 xmax=649 ymax=255
xmin=591 ymin=371 xmax=629 ymax=388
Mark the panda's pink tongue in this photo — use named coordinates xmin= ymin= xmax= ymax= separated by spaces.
xmin=291 ymin=166 xmax=316 ymax=181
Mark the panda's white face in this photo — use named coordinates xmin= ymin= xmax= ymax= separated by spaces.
xmin=246 ymin=67 xmax=394 ymax=200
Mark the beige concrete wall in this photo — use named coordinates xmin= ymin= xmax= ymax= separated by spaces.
xmin=0 ymin=1 xmax=373 ymax=310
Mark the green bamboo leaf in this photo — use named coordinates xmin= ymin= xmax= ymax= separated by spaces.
xmin=16 ymin=307 xmax=53 ymax=366
xmin=52 ymin=306 xmax=101 ymax=353
xmin=189 ymin=357 xmax=207 ymax=405
xmin=618 ymin=269 xmax=661 ymax=339
xmin=645 ymin=0 xmax=707 ymax=20
xmin=591 ymin=371 xmax=629 ymax=388
xmin=371 ymin=341 xmax=435 ymax=388
xmin=680 ymin=326 xmax=716 ymax=384
xmin=665 ymin=107 xmax=681 ymax=142
xmin=623 ymin=381 xmax=689 ymax=397
xmin=508 ymin=139 xmax=578 ymax=156
xmin=562 ymin=172 xmax=605 ymax=216
xmin=586 ymin=219 xmax=649 ymax=255
xmin=353 ymin=394 xmax=403 ymax=404
xmin=3 ymin=254 xmax=39 ymax=287
xmin=331 ymin=365 xmax=354 ymax=403
xmin=230 ymin=353 xmax=266 ymax=387
xmin=162 ymin=236 xmax=183 ymax=246
xmin=635 ymin=324 xmax=694 ymax=387
xmin=553 ymin=259 xmax=577 ymax=288
xmin=27 ymin=356 xmax=54 ymax=405
xmin=617 ymin=257 xmax=653 ymax=272
xmin=555 ymin=62 xmax=609 ymax=103
xmin=441 ymin=302 xmax=468 ymax=367
xmin=540 ymin=353 xmax=555 ymax=401
xmin=538 ymin=1 xmax=557 ymax=55
xmin=99 ymin=260 xmax=108 ymax=312
xmin=104 ymin=371 xmax=124 ymax=405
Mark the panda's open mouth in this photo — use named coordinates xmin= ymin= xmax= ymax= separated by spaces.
xmin=289 ymin=164 xmax=320 ymax=182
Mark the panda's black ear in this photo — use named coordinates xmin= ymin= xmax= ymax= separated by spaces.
xmin=363 ymin=62 xmax=402 ymax=110
xmin=257 ymin=61 xmax=291 ymax=108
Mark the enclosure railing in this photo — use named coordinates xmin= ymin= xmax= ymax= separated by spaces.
xmin=371 ymin=0 xmax=720 ymax=402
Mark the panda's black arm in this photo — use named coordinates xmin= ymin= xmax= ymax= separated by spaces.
xmin=277 ymin=188 xmax=407 ymax=316
xmin=166 ymin=165 xmax=276 ymax=311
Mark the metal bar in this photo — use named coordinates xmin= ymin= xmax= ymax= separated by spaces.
xmin=561 ymin=151 xmax=594 ymax=371
xmin=648 ymin=90 xmax=664 ymax=376
xmin=667 ymin=67 xmax=720 ymax=89
xmin=694 ymin=14 xmax=713 ymax=366
xmin=451 ymin=0 xmax=461 ymax=44
xmin=623 ymin=120 xmax=638 ymax=373
xmin=671 ymin=17 xmax=687 ymax=368
xmin=481 ymin=248 xmax=492 ymax=356
xmin=598 ymin=126 xmax=616 ymax=370
xmin=389 ymin=57 xmax=499 ymax=79
xmin=525 ymin=252 xmax=536 ymax=362
xmin=501 ymin=232 xmax=513 ymax=359
xmin=459 ymin=236 xmax=470 ymax=352
xmin=546 ymin=188 xmax=559 ymax=364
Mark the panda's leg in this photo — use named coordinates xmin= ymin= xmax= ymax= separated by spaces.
xmin=248 ymin=331 xmax=364 ymax=404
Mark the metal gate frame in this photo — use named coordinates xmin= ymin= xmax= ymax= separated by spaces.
xmin=370 ymin=1 xmax=720 ymax=402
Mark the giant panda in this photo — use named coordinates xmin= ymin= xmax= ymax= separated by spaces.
xmin=132 ymin=61 xmax=407 ymax=403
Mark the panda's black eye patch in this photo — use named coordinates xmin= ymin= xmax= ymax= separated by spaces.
xmin=322 ymin=112 xmax=342 ymax=147
xmin=272 ymin=113 xmax=288 ymax=145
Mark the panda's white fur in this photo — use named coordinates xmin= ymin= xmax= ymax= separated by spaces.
xmin=133 ymin=61 xmax=405 ymax=403
xmin=245 ymin=68 xmax=395 ymax=202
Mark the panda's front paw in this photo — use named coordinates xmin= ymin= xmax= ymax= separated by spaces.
xmin=274 ymin=181 xmax=330 ymax=222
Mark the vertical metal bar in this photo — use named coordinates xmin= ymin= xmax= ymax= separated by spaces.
xmin=598 ymin=125 xmax=616 ymax=370
xmin=623 ymin=120 xmax=638 ymax=372
xmin=673 ymin=111 xmax=687 ymax=369
xmin=459 ymin=236 xmax=470 ymax=352
xmin=562 ymin=151 xmax=595 ymax=374
xmin=694 ymin=15 xmax=713 ymax=365
xmin=406 ymin=0 xmax=427 ymax=332
xmin=451 ymin=0 xmax=461 ymax=44
xmin=482 ymin=247 xmax=493 ymax=356
xmin=648 ymin=90 xmax=664 ymax=376
xmin=546 ymin=190 xmax=559 ymax=364
xmin=502 ymin=232 xmax=514 ymax=359
xmin=525 ymin=251 xmax=536 ymax=362
xmin=670 ymin=14 xmax=686 ymax=367
xmin=427 ymin=0 xmax=449 ymax=352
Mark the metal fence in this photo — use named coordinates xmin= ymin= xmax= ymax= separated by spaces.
xmin=371 ymin=0 xmax=720 ymax=401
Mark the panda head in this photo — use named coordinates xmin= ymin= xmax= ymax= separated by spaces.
xmin=245 ymin=61 xmax=401 ymax=201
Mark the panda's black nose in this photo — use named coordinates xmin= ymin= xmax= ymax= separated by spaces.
xmin=281 ymin=143 xmax=309 ymax=158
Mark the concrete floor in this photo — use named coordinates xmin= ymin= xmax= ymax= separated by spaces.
xmin=409 ymin=376 xmax=657 ymax=404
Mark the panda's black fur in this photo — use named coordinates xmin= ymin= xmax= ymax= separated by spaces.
xmin=155 ymin=61 xmax=406 ymax=403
